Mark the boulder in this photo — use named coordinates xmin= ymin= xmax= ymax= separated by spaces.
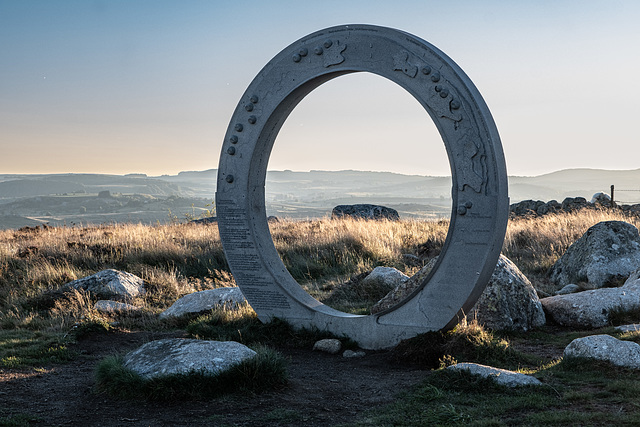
xmin=94 ymin=300 xmax=140 ymax=314
xmin=360 ymin=267 xmax=408 ymax=292
xmin=468 ymin=255 xmax=546 ymax=332
xmin=65 ymin=269 xmax=145 ymax=300
xmin=122 ymin=339 xmax=256 ymax=379
xmin=373 ymin=255 xmax=546 ymax=332
xmin=561 ymin=196 xmax=589 ymax=212
xmin=331 ymin=204 xmax=400 ymax=221
xmin=446 ymin=363 xmax=542 ymax=387
xmin=540 ymin=280 xmax=640 ymax=328
xmin=564 ymin=334 xmax=640 ymax=369
xmin=371 ymin=258 xmax=437 ymax=314
xmin=549 ymin=221 xmax=640 ymax=290
xmin=591 ymin=192 xmax=612 ymax=206
xmin=313 ymin=339 xmax=342 ymax=354
xmin=159 ymin=287 xmax=246 ymax=319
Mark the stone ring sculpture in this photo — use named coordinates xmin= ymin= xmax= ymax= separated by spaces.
xmin=216 ymin=25 xmax=509 ymax=349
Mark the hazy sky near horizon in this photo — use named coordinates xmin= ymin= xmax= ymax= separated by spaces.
xmin=1 ymin=1 xmax=639 ymax=177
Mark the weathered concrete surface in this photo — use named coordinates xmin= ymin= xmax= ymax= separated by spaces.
xmin=159 ymin=287 xmax=246 ymax=319
xmin=216 ymin=25 xmax=509 ymax=349
xmin=122 ymin=339 xmax=256 ymax=379
xmin=549 ymin=221 xmax=640 ymax=290
xmin=446 ymin=363 xmax=542 ymax=387
xmin=65 ymin=269 xmax=145 ymax=300
xmin=564 ymin=334 xmax=640 ymax=369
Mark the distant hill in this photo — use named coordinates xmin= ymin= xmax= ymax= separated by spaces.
xmin=1 ymin=167 xmax=639 ymax=229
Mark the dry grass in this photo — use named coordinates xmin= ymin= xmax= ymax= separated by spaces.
xmin=1 ymin=209 xmax=639 ymax=329
xmin=503 ymin=209 xmax=640 ymax=294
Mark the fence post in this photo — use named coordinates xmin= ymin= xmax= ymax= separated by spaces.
xmin=611 ymin=184 xmax=615 ymax=207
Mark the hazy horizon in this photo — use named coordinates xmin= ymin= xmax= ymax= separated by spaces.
xmin=2 ymin=1 xmax=640 ymax=177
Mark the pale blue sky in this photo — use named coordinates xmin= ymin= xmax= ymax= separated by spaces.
xmin=1 ymin=0 xmax=639 ymax=176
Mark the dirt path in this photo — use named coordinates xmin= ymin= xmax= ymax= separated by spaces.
xmin=1 ymin=330 xmax=430 ymax=426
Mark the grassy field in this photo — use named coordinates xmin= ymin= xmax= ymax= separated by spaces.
xmin=3 ymin=209 xmax=640 ymax=425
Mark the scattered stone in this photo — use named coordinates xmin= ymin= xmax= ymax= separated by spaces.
xmin=331 ymin=204 xmax=400 ymax=221
xmin=469 ymin=255 xmax=546 ymax=331
xmin=591 ymin=192 xmax=612 ymax=206
xmin=446 ymin=363 xmax=542 ymax=387
xmin=549 ymin=221 xmax=640 ymax=290
xmin=65 ymin=269 xmax=145 ymax=300
xmin=373 ymin=255 xmax=546 ymax=332
xmin=360 ymin=267 xmax=409 ymax=293
xmin=159 ymin=287 xmax=246 ymax=319
xmin=564 ymin=334 xmax=640 ymax=369
xmin=371 ymin=258 xmax=437 ymax=313
xmin=94 ymin=300 xmax=140 ymax=314
xmin=122 ymin=339 xmax=256 ymax=380
xmin=267 ymin=216 xmax=279 ymax=223
xmin=313 ymin=339 xmax=342 ymax=354
xmin=616 ymin=324 xmax=640 ymax=333
xmin=556 ymin=284 xmax=581 ymax=295
xmin=342 ymin=350 xmax=366 ymax=358
xmin=540 ymin=281 xmax=640 ymax=328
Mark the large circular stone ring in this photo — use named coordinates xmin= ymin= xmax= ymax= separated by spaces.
xmin=216 ymin=25 xmax=509 ymax=349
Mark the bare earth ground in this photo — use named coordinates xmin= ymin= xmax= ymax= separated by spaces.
xmin=1 ymin=330 xmax=440 ymax=427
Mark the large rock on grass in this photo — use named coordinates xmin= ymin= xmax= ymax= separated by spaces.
xmin=540 ymin=274 xmax=640 ymax=328
xmin=469 ymin=255 xmax=546 ymax=331
xmin=549 ymin=221 xmax=640 ymax=290
xmin=447 ymin=363 xmax=542 ymax=387
xmin=122 ymin=339 xmax=256 ymax=379
xmin=65 ymin=269 xmax=145 ymax=300
xmin=159 ymin=287 xmax=246 ymax=319
xmin=372 ymin=255 xmax=545 ymax=331
xmin=564 ymin=334 xmax=640 ymax=369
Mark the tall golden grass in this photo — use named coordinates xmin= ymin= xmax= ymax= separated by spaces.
xmin=1 ymin=209 xmax=638 ymax=327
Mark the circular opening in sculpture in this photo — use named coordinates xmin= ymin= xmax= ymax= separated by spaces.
xmin=266 ymin=72 xmax=453 ymax=314
xmin=216 ymin=25 xmax=508 ymax=349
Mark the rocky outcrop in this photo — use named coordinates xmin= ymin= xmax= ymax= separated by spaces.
xmin=549 ymin=221 xmax=640 ymax=290
xmin=360 ymin=267 xmax=409 ymax=294
xmin=371 ymin=258 xmax=437 ymax=314
xmin=446 ymin=363 xmax=542 ymax=387
xmin=372 ymin=255 xmax=545 ymax=331
xmin=331 ymin=204 xmax=400 ymax=221
xmin=564 ymin=334 xmax=640 ymax=369
xmin=540 ymin=273 xmax=640 ymax=328
xmin=65 ymin=269 xmax=145 ymax=300
xmin=468 ymin=255 xmax=546 ymax=332
xmin=122 ymin=339 xmax=256 ymax=379
xmin=159 ymin=287 xmax=246 ymax=319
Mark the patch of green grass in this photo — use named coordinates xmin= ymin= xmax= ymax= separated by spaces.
xmin=185 ymin=305 xmax=358 ymax=350
xmin=0 ymin=329 xmax=75 ymax=368
xmin=391 ymin=320 xmax=540 ymax=370
xmin=70 ymin=319 xmax=111 ymax=339
xmin=94 ymin=344 xmax=287 ymax=400
xmin=356 ymin=353 xmax=640 ymax=426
